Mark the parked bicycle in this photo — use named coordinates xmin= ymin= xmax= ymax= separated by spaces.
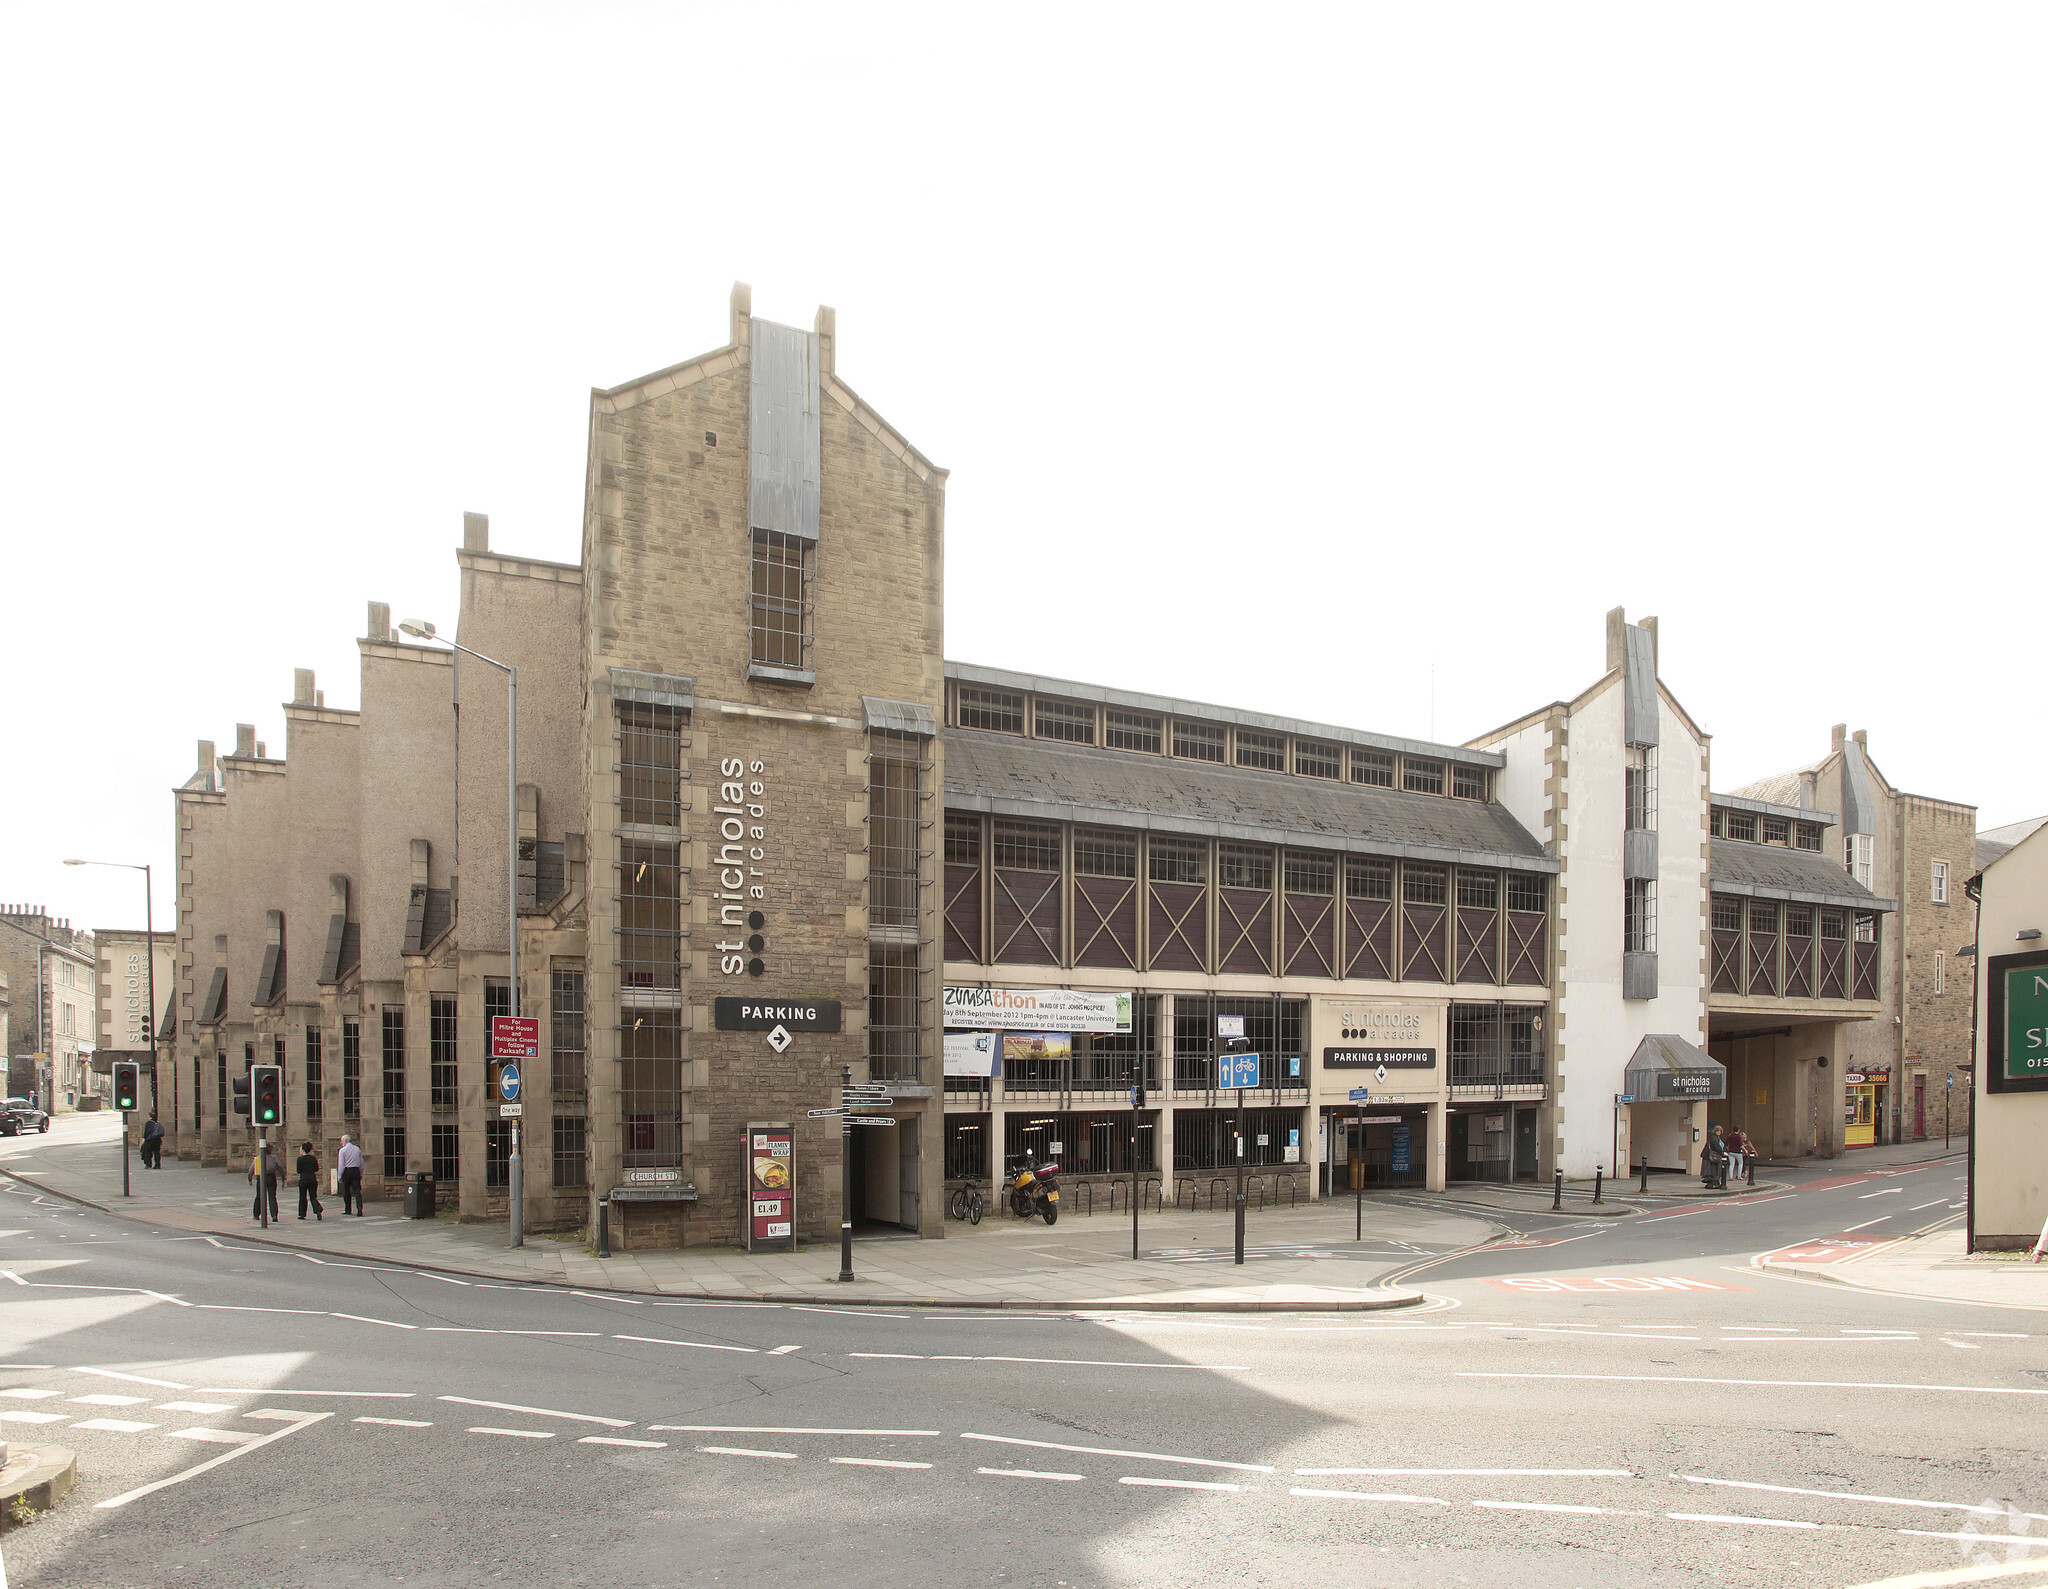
xmin=947 ymin=1181 xmax=985 ymax=1224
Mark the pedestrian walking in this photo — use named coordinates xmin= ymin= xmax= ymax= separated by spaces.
xmin=337 ymin=1134 xmax=364 ymax=1215
xmin=248 ymin=1142 xmax=279 ymax=1222
xmin=296 ymin=1141 xmax=324 ymax=1221
xmin=1700 ymin=1123 xmax=1729 ymax=1190
xmin=1726 ymin=1126 xmax=1755 ymax=1185
xmin=141 ymin=1113 xmax=164 ymax=1169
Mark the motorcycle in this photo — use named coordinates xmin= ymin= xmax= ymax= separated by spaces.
xmin=1004 ymin=1153 xmax=1062 ymax=1225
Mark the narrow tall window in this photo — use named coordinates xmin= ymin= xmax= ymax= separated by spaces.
xmin=552 ymin=1114 xmax=588 ymax=1188
xmin=749 ymin=529 xmax=812 ymax=669
xmin=382 ymin=1127 xmax=406 ymax=1180
xmin=1624 ymin=746 xmax=1658 ymax=831
xmin=304 ymin=1028 xmax=323 ymax=1120
xmin=550 ymin=970 xmax=586 ymax=1096
xmin=1931 ymin=861 xmax=1950 ymax=904
xmin=429 ymin=996 xmax=457 ymax=1109
xmin=867 ymin=731 xmax=929 ymax=1083
xmin=342 ymin=1019 xmax=361 ymax=1118
xmin=1624 ymin=878 xmax=1658 ymax=953
xmin=1846 ymin=832 xmax=1874 ymax=887
xmin=215 ymin=1052 xmax=226 ymax=1130
xmin=431 ymin=1122 xmax=459 ymax=1185
xmin=381 ymin=1008 xmax=406 ymax=1115
xmin=1934 ymin=952 xmax=1945 ymax=996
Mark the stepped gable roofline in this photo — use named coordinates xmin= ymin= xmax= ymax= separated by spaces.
xmin=1710 ymin=839 xmax=1895 ymax=914
xmin=946 ymin=662 xmax=1503 ymax=769
xmin=1712 ymin=791 xmax=1838 ymax=827
xmin=943 ymin=728 xmax=1557 ymax=874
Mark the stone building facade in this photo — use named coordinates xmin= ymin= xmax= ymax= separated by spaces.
xmin=162 ymin=286 xmax=1976 ymax=1252
xmin=1 ymin=907 xmax=96 ymax=1109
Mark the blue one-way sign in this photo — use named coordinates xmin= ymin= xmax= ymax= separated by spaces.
xmin=500 ymin=1063 xmax=522 ymax=1103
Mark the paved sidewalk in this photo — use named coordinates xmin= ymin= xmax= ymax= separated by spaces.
xmin=1762 ymin=1226 xmax=2048 ymax=1310
xmin=0 ymin=1122 xmax=1480 ymax=1312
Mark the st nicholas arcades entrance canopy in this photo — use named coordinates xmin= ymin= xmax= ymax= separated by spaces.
xmin=1623 ymin=1034 xmax=1728 ymax=1103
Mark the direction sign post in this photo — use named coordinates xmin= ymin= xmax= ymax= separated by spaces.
xmin=838 ymin=1065 xmax=857 ymax=1284
xmin=491 ymin=1017 xmax=538 ymax=1252
xmin=1217 ymin=1027 xmax=1260 ymax=1265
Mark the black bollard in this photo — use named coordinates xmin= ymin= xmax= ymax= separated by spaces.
xmin=1639 ymin=1154 xmax=1649 ymax=1194
xmin=1592 ymin=1167 xmax=1604 ymax=1205
xmin=1552 ymin=1168 xmax=1563 ymax=1211
xmin=597 ymin=1195 xmax=611 ymax=1258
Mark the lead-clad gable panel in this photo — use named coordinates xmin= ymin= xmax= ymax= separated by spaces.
xmin=748 ymin=320 xmax=821 ymax=541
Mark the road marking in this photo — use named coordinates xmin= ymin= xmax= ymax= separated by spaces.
xmin=1843 ymin=1329 xmax=1918 ymax=1335
xmin=612 ymin=1335 xmax=758 ymax=1354
xmin=700 ymin=1446 xmax=797 ymax=1460
xmin=0 ymin=1388 xmax=58 ymax=1400
xmin=1899 ymin=1532 xmax=2048 ymax=1552
xmin=75 ymin=1367 xmax=190 ymax=1390
xmin=197 ymin=1305 xmax=327 ymax=1316
xmin=70 ymin=1394 xmax=149 ymax=1406
xmin=168 ymin=1428 xmax=261 ymax=1445
xmin=850 ymin=1354 xmax=1248 ymax=1371
xmin=1299 ymin=1468 xmax=1633 ymax=1477
xmin=1722 ymin=1327 xmax=1798 ymax=1332
xmin=156 ymin=1401 xmax=236 ymax=1414
xmin=649 ymin=1425 xmax=940 ymax=1436
xmin=1474 ymin=1500 xmax=1607 ymax=1513
xmin=1121 ymin=1476 xmax=1240 ymax=1491
xmin=1290 ymin=1487 xmax=1450 ymax=1505
xmin=1675 ymin=1473 xmax=2048 ymax=1522
xmin=1483 ymin=1277 xmax=1743 ymax=1293
xmin=978 ymin=1467 xmax=1082 ymax=1481
xmin=468 ymin=1427 xmax=554 ymax=1439
xmin=768 ymin=1345 xmax=803 ymax=1355
xmin=245 ymin=1410 xmax=319 ymax=1422
xmin=95 ymin=1412 xmax=330 ymax=1509
xmin=1842 ymin=1218 xmax=1895 ymax=1232
xmin=1942 ymin=1340 xmax=1982 ymax=1350
xmin=571 ymin=1291 xmax=644 ymax=1305
xmin=1960 ymin=1333 xmax=2028 ymax=1338
xmin=1460 ymin=1373 xmax=2048 ymax=1395
xmin=195 ymin=1389 xmax=415 ymax=1398
xmin=425 ymin=1328 xmax=601 ymax=1337
xmin=962 ymin=1432 xmax=1272 ymax=1473
xmin=328 ymin=1313 xmax=417 ymax=1329
xmin=0 ymin=1411 xmax=68 ymax=1424
xmin=355 ymin=1417 xmax=433 ymax=1428
xmin=1487 ymin=1327 xmax=1704 ymax=1341
xmin=71 ymin=1418 xmax=156 ymax=1432
xmin=1859 ymin=1189 xmax=1905 ymax=1198
xmin=439 ymin=1396 xmax=631 ymax=1428
xmin=0 ymin=1364 xmax=54 ymax=1370
xmin=829 ymin=1458 xmax=931 ymax=1469
xmin=1841 ymin=1559 xmax=2048 ymax=1588
xmin=1668 ymin=1512 xmax=1827 ymax=1529
xmin=579 ymin=1436 xmax=668 ymax=1449
xmin=1911 ymin=1200 xmax=1949 ymax=1210
xmin=1282 ymin=1325 xmax=1467 ymax=1333
xmin=789 ymin=1305 xmax=906 ymax=1318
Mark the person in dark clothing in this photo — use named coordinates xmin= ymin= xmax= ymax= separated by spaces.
xmin=141 ymin=1114 xmax=164 ymax=1169
xmin=1701 ymin=1123 xmax=1729 ymax=1190
xmin=296 ymin=1141 xmax=324 ymax=1221
xmin=249 ymin=1140 xmax=283 ymax=1221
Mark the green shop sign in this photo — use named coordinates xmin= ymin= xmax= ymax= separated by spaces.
xmin=2006 ymin=963 xmax=2048 ymax=1081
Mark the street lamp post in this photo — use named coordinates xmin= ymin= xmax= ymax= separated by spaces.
xmin=63 ymin=859 xmax=155 ymax=1199
xmin=399 ymin=619 xmax=522 ymax=1249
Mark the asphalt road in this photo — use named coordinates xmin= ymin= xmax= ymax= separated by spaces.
xmin=0 ymin=1153 xmax=2040 ymax=1589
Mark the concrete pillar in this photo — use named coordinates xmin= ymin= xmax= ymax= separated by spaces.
xmin=1427 ymin=1099 xmax=1448 ymax=1192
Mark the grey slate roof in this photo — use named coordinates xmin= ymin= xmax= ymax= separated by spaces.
xmin=943 ymin=729 xmax=1557 ymax=872
xmin=1710 ymin=840 xmax=1895 ymax=913
xmin=1978 ymin=837 xmax=2015 ymax=872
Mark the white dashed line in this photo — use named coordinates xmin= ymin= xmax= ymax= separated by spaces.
xmin=1299 ymin=1468 xmax=1632 ymax=1477
xmin=168 ymin=1428 xmax=260 ymax=1445
xmin=0 ymin=1411 xmax=68 ymax=1425
xmin=963 ymin=1431 xmax=1272 ymax=1473
xmin=468 ymin=1427 xmax=554 ymax=1440
xmin=649 ymin=1425 xmax=940 ymax=1436
xmin=156 ymin=1402 xmax=235 ymax=1415
xmin=978 ymin=1467 xmax=1083 ymax=1482
xmin=612 ymin=1335 xmax=758 ymax=1354
xmin=1474 ymin=1500 xmax=1608 ymax=1514
xmin=1121 ymin=1476 xmax=1240 ymax=1492
xmin=768 ymin=1345 xmax=803 ymax=1355
xmin=355 ymin=1417 xmax=433 ymax=1428
xmin=1676 ymin=1473 xmax=2048 ymax=1522
xmin=1291 ymin=1488 xmax=1450 ymax=1506
xmin=699 ymin=1446 xmax=796 ymax=1460
xmin=851 ymin=1354 xmax=1248 ymax=1371
xmin=828 ymin=1457 xmax=932 ymax=1469
xmin=1458 ymin=1373 xmax=2048 ymax=1395
xmin=1668 ymin=1513 xmax=1829 ymax=1530
xmin=70 ymin=1419 xmax=157 ymax=1432
xmin=69 ymin=1394 xmax=148 ymax=1406
xmin=439 ymin=1396 xmax=631 ymax=1428
xmin=579 ymin=1437 xmax=668 ymax=1449
xmin=0 ymin=1388 xmax=59 ymax=1400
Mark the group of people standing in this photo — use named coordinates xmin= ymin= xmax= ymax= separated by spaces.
xmin=246 ymin=1134 xmax=369 ymax=1221
xmin=1701 ymin=1122 xmax=1757 ymax=1189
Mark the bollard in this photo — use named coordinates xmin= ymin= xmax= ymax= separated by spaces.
xmin=597 ymin=1196 xmax=611 ymax=1258
xmin=1593 ymin=1167 xmax=1604 ymax=1205
xmin=1640 ymin=1154 xmax=1650 ymax=1194
xmin=1552 ymin=1168 xmax=1563 ymax=1211
xmin=1748 ymin=1155 xmax=1756 ymax=1188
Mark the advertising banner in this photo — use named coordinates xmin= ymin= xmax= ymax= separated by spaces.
xmin=1002 ymin=1032 xmax=1072 ymax=1069
xmin=744 ymin=1126 xmax=794 ymax=1252
xmin=943 ymin=986 xmax=1131 ymax=1034
xmin=943 ymin=1031 xmax=1000 ymax=1077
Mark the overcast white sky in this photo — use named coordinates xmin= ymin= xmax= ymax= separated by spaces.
xmin=4 ymin=2 xmax=2040 ymax=937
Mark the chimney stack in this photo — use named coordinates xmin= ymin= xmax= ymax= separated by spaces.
xmin=1852 ymin=728 xmax=1868 ymax=748
xmin=294 ymin=668 xmax=316 ymax=705
xmin=730 ymin=281 xmax=753 ymax=347
xmin=1831 ymin=724 xmax=1847 ymax=754
xmin=235 ymin=723 xmax=256 ymax=759
xmin=368 ymin=601 xmax=392 ymax=642
xmin=463 ymin=512 xmax=489 ymax=552
xmin=1605 ymin=606 xmax=1627 ymax=672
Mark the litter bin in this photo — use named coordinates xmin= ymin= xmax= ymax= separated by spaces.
xmin=404 ymin=1172 xmax=436 ymax=1219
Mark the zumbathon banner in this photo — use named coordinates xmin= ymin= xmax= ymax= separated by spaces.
xmin=942 ymin=986 xmax=1132 ymax=1034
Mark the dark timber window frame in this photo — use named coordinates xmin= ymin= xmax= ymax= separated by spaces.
xmin=957 ymin=687 xmax=1024 ymax=734
xmin=1104 ymin=709 xmax=1162 ymax=754
xmin=1033 ymin=698 xmax=1095 ymax=744
xmin=304 ymin=1026 xmax=323 ymax=1120
xmin=748 ymin=529 xmax=813 ymax=672
xmin=868 ymin=729 xmax=934 ymax=1084
xmin=381 ymin=1008 xmax=406 ymax=1116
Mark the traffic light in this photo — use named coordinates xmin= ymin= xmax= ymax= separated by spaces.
xmin=230 ymin=1071 xmax=252 ymax=1119
xmin=251 ymin=1065 xmax=283 ymax=1128
xmin=138 ymin=1015 xmax=152 ymax=1045
xmin=112 ymin=1061 xmax=139 ymax=1113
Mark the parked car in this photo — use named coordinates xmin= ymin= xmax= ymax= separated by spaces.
xmin=3 ymin=1099 xmax=50 ymax=1134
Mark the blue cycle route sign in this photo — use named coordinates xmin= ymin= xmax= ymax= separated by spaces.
xmin=499 ymin=1063 xmax=522 ymax=1103
xmin=1348 ymin=1086 xmax=1372 ymax=1101
xmin=1219 ymin=1051 xmax=1262 ymax=1090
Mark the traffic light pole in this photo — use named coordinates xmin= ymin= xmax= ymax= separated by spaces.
xmin=121 ymin=1111 xmax=130 ymax=1199
xmin=839 ymin=1064 xmax=855 ymax=1284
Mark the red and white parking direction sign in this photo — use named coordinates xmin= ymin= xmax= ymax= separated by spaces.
xmin=490 ymin=1016 xmax=540 ymax=1060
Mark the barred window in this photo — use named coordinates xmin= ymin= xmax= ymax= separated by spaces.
xmin=342 ymin=1019 xmax=361 ymax=1117
xmin=1074 ymin=828 xmax=1137 ymax=879
xmin=867 ymin=940 xmax=925 ymax=1084
xmin=1218 ymin=843 xmax=1273 ymax=890
xmin=429 ymin=995 xmax=457 ymax=1109
xmin=1402 ymin=758 xmax=1445 ymax=796
xmin=1785 ymin=906 xmax=1813 ymax=936
xmin=1294 ymin=740 xmax=1342 ymax=780
xmin=1713 ymin=896 xmax=1743 ymax=932
xmin=1346 ymin=856 xmax=1394 ymax=900
xmin=1820 ymin=910 xmax=1847 ymax=941
xmin=1453 ymin=765 xmax=1487 ymax=801
xmin=552 ymin=1114 xmax=587 ymax=1188
xmin=550 ymin=969 xmax=586 ymax=1095
xmin=1624 ymin=746 xmax=1657 ymax=831
xmin=1351 ymin=748 xmax=1395 ymax=787
xmin=1710 ymin=807 xmax=1725 ymax=837
xmin=1172 ymin=720 xmax=1226 ymax=763
xmin=618 ymin=701 xmax=684 ymax=828
xmin=943 ymin=812 xmax=981 ymax=865
xmin=1149 ymin=837 xmax=1207 ymax=885
xmin=618 ymin=841 xmax=684 ymax=989
xmin=1456 ymin=870 xmax=1498 ymax=910
xmin=1104 ymin=709 xmax=1162 ymax=754
xmin=1796 ymin=822 xmax=1824 ymax=852
xmin=382 ymin=1126 xmax=406 ymax=1180
xmin=431 ymin=1122 xmax=459 ymax=1185
xmin=1763 ymin=816 xmax=1790 ymax=845
xmin=749 ymin=529 xmax=812 ymax=669
xmin=992 ymin=820 xmax=1059 ymax=872
xmin=867 ymin=732 xmax=923 ymax=931
xmin=304 ymin=1027 xmax=323 ymax=1120
xmin=1034 ymin=698 xmax=1095 ymax=744
xmin=957 ymin=687 xmax=1024 ymax=734
xmin=486 ymin=1119 xmax=511 ymax=1188
xmin=1725 ymin=811 xmax=1757 ymax=843
xmin=1506 ymin=873 xmax=1547 ymax=913
xmin=1748 ymin=901 xmax=1779 ymax=933
xmin=1624 ymin=878 xmax=1657 ymax=953
xmin=1283 ymin=851 xmax=1334 ymax=895
xmin=1235 ymin=730 xmax=1286 ymax=771
xmin=381 ymin=1008 xmax=406 ymax=1115
xmin=1402 ymin=863 xmax=1447 ymax=905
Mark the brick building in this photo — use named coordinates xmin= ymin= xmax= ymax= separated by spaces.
xmin=162 ymin=285 xmax=1976 ymax=1250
